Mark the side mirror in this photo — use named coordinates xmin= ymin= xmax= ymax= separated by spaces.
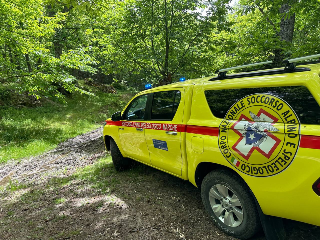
xmin=111 ymin=111 xmax=122 ymax=121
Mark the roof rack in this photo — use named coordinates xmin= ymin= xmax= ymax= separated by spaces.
xmin=213 ymin=53 xmax=320 ymax=80
xmin=217 ymin=61 xmax=272 ymax=79
xmin=284 ymin=53 xmax=320 ymax=71
xmin=287 ymin=53 xmax=320 ymax=63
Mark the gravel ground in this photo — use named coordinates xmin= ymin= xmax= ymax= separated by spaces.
xmin=0 ymin=128 xmax=320 ymax=240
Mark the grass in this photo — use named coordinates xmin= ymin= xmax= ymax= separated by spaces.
xmin=7 ymin=180 xmax=28 ymax=192
xmin=54 ymin=198 xmax=67 ymax=204
xmin=0 ymin=85 xmax=134 ymax=163
xmin=51 ymin=230 xmax=81 ymax=239
xmin=1 ymin=156 xmax=117 ymax=193
xmin=72 ymin=156 xmax=151 ymax=195
xmin=74 ymin=156 xmax=117 ymax=193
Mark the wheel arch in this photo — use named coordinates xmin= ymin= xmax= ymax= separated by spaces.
xmin=195 ymin=162 xmax=263 ymax=211
xmin=104 ymin=135 xmax=112 ymax=151
xmin=195 ymin=162 xmax=239 ymax=188
xmin=104 ymin=135 xmax=127 ymax=157
xmin=195 ymin=162 xmax=249 ymax=192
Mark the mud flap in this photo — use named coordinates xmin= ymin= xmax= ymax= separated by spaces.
xmin=257 ymin=203 xmax=286 ymax=240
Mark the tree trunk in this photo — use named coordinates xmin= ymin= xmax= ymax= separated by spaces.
xmin=47 ymin=4 xmax=72 ymax=59
xmin=25 ymin=54 xmax=32 ymax=72
xmin=54 ymin=41 xmax=63 ymax=58
xmin=162 ymin=0 xmax=171 ymax=85
xmin=273 ymin=3 xmax=295 ymax=66
xmin=279 ymin=4 xmax=295 ymax=42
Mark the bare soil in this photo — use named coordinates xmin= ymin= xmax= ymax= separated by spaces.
xmin=0 ymin=128 xmax=320 ymax=240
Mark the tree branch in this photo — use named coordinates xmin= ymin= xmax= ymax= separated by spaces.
xmin=172 ymin=32 xmax=201 ymax=75
xmin=169 ymin=0 xmax=175 ymax=30
xmin=150 ymin=0 xmax=162 ymax=73
xmin=257 ymin=5 xmax=277 ymax=32
xmin=113 ymin=40 xmax=159 ymax=77
xmin=1 ymin=73 xmax=35 ymax=82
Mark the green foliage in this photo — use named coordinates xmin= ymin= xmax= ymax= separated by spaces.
xmin=0 ymin=0 xmax=320 ymax=100
xmin=111 ymin=80 xmax=126 ymax=90
xmin=92 ymin=0 xmax=231 ymax=85
xmin=207 ymin=0 xmax=320 ymax=70
xmin=0 ymin=89 xmax=134 ymax=163
xmin=0 ymin=0 xmax=97 ymax=100
xmin=292 ymin=0 xmax=320 ymax=56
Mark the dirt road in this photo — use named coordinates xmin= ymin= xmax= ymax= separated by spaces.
xmin=0 ymin=128 xmax=319 ymax=239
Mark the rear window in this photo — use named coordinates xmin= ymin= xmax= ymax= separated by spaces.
xmin=205 ymin=86 xmax=320 ymax=124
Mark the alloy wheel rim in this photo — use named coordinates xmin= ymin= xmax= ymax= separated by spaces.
xmin=208 ymin=184 xmax=244 ymax=227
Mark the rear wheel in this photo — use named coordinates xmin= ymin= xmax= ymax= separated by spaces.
xmin=201 ymin=169 xmax=261 ymax=239
xmin=110 ymin=139 xmax=132 ymax=171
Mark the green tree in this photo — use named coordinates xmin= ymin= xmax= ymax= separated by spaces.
xmin=1 ymin=0 xmax=320 ymax=101
xmin=96 ymin=0 xmax=227 ymax=86
xmin=231 ymin=0 xmax=320 ymax=66
xmin=0 ymin=0 xmax=97 ymax=100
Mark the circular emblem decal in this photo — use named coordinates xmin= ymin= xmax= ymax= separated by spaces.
xmin=218 ymin=93 xmax=300 ymax=177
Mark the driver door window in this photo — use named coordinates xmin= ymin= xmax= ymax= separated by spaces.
xmin=123 ymin=94 xmax=148 ymax=120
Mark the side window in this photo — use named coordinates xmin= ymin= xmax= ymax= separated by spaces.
xmin=205 ymin=86 xmax=320 ymax=124
xmin=123 ymin=94 xmax=148 ymax=120
xmin=151 ymin=90 xmax=181 ymax=121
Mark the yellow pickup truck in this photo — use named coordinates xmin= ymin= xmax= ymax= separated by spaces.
xmin=103 ymin=55 xmax=320 ymax=239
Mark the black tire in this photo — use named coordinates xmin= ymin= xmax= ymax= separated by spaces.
xmin=110 ymin=139 xmax=133 ymax=171
xmin=201 ymin=169 xmax=261 ymax=239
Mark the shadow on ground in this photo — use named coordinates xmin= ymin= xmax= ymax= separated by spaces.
xmin=0 ymin=159 xmax=319 ymax=240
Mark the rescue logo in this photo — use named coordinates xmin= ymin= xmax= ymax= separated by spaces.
xmin=218 ymin=93 xmax=300 ymax=177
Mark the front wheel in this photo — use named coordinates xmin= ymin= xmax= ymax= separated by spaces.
xmin=201 ymin=169 xmax=261 ymax=239
xmin=110 ymin=139 xmax=133 ymax=171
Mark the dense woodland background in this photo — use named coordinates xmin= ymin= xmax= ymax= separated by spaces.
xmin=1 ymin=0 xmax=320 ymax=102
xmin=1 ymin=2 xmax=320 ymax=237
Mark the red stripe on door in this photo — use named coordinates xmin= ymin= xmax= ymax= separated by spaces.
xmin=186 ymin=125 xmax=219 ymax=136
xmin=105 ymin=120 xmax=122 ymax=126
xmin=106 ymin=120 xmax=185 ymax=132
xmin=300 ymin=135 xmax=320 ymax=150
xmin=106 ymin=120 xmax=320 ymax=150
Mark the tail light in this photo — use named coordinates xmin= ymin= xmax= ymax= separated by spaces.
xmin=312 ymin=178 xmax=320 ymax=196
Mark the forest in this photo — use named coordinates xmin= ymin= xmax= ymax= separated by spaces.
xmin=1 ymin=0 xmax=320 ymax=101
xmin=0 ymin=1 xmax=320 ymax=238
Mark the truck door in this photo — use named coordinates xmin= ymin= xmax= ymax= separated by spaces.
xmin=144 ymin=90 xmax=184 ymax=176
xmin=119 ymin=94 xmax=150 ymax=163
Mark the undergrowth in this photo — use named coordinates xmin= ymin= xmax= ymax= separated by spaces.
xmin=0 ymin=84 xmax=135 ymax=163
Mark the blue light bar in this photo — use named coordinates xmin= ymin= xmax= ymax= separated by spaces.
xmin=179 ymin=77 xmax=186 ymax=82
xmin=145 ymin=83 xmax=152 ymax=89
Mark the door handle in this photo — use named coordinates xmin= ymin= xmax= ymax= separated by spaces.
xmin=136 ymin=128 xmax=143 ymax=131
xmin=166 ymin=131 xmax=177 ymax=135
xmin=119 ymin=128 xmax=124 ymax=130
